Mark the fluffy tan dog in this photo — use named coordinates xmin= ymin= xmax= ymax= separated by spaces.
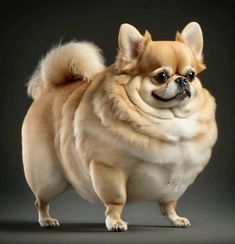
xmin=22 ymin=22 xmax=217 ymax=231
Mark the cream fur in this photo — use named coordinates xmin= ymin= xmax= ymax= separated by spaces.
xmin=22 ymin=23 xmax=217 ymax=231
xmin=27 ymin=41 xmax=105 ymax=100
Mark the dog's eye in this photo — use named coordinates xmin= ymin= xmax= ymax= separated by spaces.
xmin=153 ymin=72 xmax=168 ymax=83
xmin=186 ymin=71 xmax=196 ymax=81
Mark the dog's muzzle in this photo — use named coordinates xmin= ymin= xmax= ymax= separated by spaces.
xmin=175 ymin=77 xmax=191 ymax=99
xmin=151 ymin=76 xmax=192 ymax=102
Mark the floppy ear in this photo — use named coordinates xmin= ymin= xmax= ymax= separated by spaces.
xmin=118 ymin=24 xmax=145 ymax=62
xmin=177 ymin=22 xmax=203 ymax=60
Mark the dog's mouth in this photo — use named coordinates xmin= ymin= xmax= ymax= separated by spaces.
xmin=151 ymin=89 xmax=191 ymax=102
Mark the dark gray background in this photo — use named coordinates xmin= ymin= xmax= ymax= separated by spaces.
xmin=0 ymin=0 xmax=235 ymax=243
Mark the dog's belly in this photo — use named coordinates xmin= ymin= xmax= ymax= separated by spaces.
xmin=126 ymin=162 xmax=198 ymax=203
xmin=125 ymin=144 xmax=211 ymax=203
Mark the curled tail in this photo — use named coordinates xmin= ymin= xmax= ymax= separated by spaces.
xmin=27 ymin=41 xmax=105 ymax=100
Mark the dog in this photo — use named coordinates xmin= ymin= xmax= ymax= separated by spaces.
xmin=22 ymin=22 xmax=217 ymax=231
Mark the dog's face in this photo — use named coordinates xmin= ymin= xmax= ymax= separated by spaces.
xmin=115 ymin=23 xmax=206 ymax=110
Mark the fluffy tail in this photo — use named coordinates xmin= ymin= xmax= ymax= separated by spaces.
xmin=27 ymin=41 xmax=105 ymax=100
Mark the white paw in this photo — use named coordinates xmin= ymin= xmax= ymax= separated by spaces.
xmin=106 ymin=217 xmax=128 ymax=232
xmin=39 ymin=217 xmax=60 ymax=227
xmin=171 ymin=217 xmax=191 ymax=228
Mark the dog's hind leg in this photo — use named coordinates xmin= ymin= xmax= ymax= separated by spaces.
xmin=24 ymin=149 xmax=68 ymax=227
xmin=22 ymin=125 xmax=68 ymax=227
xmin=24 ymin=147 xmax=68 ymax=227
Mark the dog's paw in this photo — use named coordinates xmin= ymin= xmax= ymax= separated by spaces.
xmin=106 ymin=218 xmax=128 ymax=232
xmin=39 ymin=217 xmax=60 ymax=227
xmin=171 ymin=217 xmax=191 ymax=228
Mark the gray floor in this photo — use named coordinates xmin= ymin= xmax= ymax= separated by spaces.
xmin=0 ymin=190 xmax=235 ymax=244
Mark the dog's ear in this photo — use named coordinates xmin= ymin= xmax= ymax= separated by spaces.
xmin=118 ymin=24 xmax=151 ymax=62
xmin=176 ymin=22 xmax=203 ymax=60
xmin=116 ymin=24 xmax=151 ymax=72
xmin=118 ymin=24 xmax=143 ymax=61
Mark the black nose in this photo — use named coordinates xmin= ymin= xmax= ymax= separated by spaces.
xmin=175 ymin=76 xmax=188 ymax=86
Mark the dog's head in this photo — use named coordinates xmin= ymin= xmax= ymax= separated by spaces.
xmin=115 ymin=23 xmax=206 ymax=111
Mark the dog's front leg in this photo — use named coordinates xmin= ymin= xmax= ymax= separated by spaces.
xmin=90 ymin=160 xmax=128 ymax=231
xmin=158 ymin=201 xmax=191 ymax=227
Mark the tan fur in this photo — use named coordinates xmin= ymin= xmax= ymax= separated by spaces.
xmin=22 ymin=23 xmax=217 ymax=231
